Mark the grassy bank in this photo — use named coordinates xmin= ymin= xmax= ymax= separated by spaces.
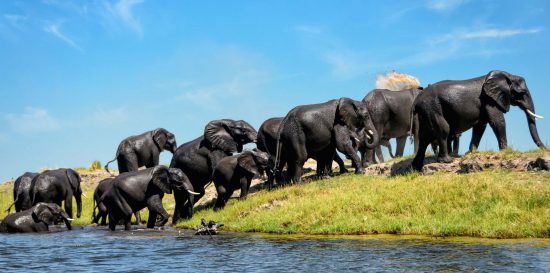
xmin=176 ymin=170 xmax=550 ymax=238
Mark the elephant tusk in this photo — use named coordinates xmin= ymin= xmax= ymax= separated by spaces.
xmin=81 ymin=193 xmax=88 ymax=198
xmin=365 ymin=134 xmax=371 ymax=140
xmin=368 ymin=130 xmax=374 ymax=135
xmin=187 ymin=190 xmax=200 ymax=195
xmin=527 ymin=109 xmax=544 ymax=119
xmin=66 ymin=218 xmax=74 ymax=221
xmin=353 ymin=137 xmax=360 ymax=142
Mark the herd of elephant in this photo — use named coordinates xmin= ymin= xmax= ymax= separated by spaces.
xmin=1 ymin=70 xmax=545 ymax=233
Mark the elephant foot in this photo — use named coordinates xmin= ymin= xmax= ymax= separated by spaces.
xmin=354 ymin=168 xmax=364 ymax=174
xmin=411 ymin=159 xmax=423 ymax=172
xmin=437 ymin=155 xmax=453 ymax=163
xmin=339 ymin=168 xmax=348 ymax=174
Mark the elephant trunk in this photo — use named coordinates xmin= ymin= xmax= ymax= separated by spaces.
xmin=363 ymin=119 xmax=380 ymax=149
xmin=75 ymin=193 xmax=82 ymax=218
xmin=61 ymin=211 xmax=73 ymax=230
xmin=526 ymin=114 xmax=545 ymax=148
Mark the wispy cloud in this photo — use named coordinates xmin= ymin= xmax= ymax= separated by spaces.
xmin=103 ymin=0 xmax=144 ymax=36
xmin=91 ymin=107 xmax=129 ymax=125
xmin=43 ymin=22 xmax=83 ymax=51
xmin=3 ymin=14 xmax=27 ymax=28
xmin=426 ymin=0 xmax=469 ymax=11
xmin=294 ymin=25 xmax=323 ymax=35
xmin=4 ymin=107 xmax=61 ymax=134
xmin=434 ymin=27 xmax=543 ymax=43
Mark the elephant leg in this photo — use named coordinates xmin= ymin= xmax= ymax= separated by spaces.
xmin=469 ymin=123 xmax=487 ymax=152
xmin=375 ymin=145 xmax=384 ymax=163
xmin=486 ymin=108 xmax=507 ymax=150
xmin=434 ymin=115 xmax=452 ymax=163
xmin=333 ymin=154 xmax=348 ymax=174
xmin=359 ymin=147 xmax=367 ymax=168
xmin=214 ymin=185 xmax=228 ymax=210
xmin=239 ymin=177 xmax=251 ymax=199
xmin=285 ymin=140 xmax=306 ymax=183
xmin=412 ymin=136 xmax=430 ymax=171
xmin=118 ymin=152 xmax=139 ymax=173
xmin=133 ymin=211 xmax=142 ymax=225
xmin=147 ymin=211 xmax=158 ymax=229
xmin=395 ymin=136 xmax=407 ymax=158
xmin=147 ymin=195 xmax=169 ymax=228
xmin=64 ymin=195 xmax=73 ymax=219
xmin=124 ymin=215 xmax=132 ymax=231
xmin=108 ymin=213 xmax=117 ymax=231
xmin=452 ymin=135 xmax=460 ymax=156
xmin=334 ymin=125 xmax=362 ymax=174
xmin=364 ymin=148 xmax=375 ymax=166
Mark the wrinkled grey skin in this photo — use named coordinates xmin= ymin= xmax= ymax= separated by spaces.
xmin=276 ymin=98 xmax=379 ymax=183
xmin=170 ymin=119 xmax=257 ymax=223
xmin=92 ymin=178 xmax=142 ymax=226
xmin=361 ymin=88 xmax=423 ymax=165
xmin=0 ymin=203 xmax=72 ymax=233
xmin=257 ymin=117 xmax=349 ymax=188
xmin=213 ymin=149 xmax=270 ymax=210
xmin=105 ymin=128 xmax=177 ymax=174
xmin=412 ymin=70 xmax=545 ymax=171
xmin=30 ymin=168 xmax=82 ymax=219
xmin=100 ymin=166 xmax=192 ymax=231
xmin=6 ymin=172 xmax=39 ymax=212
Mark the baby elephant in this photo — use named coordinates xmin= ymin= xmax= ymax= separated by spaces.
xmin=213 ymin=149 xmax=269 ymax=210
xmin=0 ymin=203 xmax=73 ymax=233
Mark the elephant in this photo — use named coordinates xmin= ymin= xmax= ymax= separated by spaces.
xmin=257 ymin=117 xmax=349 ymax=188
xmin=6 ymin=172 xmax=39 ymax=212
xmin=276 ymin=97 xmax=379 ymax=183
xmin=30 ymin=168 xmax=83 ymax=219
xmin=100 ymin=166 xmax=195 ymax=231
xmin=170 ymin=119 xmax=258 ymax=223
xmin=213 ymin=149 xmax=270 ymax=210
xmin=361 ymin=87 xmax=423 ymax=165
xmin=411 ymin=70 xmax=545 ymax=171
xmin=105 ymin=128 xmax=177 ymax=174
xmin=92 ymin=178 xmax=142 ymax=226
xmin=0 ymin=203 xmax=72 ymax=233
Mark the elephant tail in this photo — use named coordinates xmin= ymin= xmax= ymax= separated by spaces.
xmin=5 ymin=196 xmax=17 ymax=213
xmin=104 ymin=158 xmax=117 ymax=176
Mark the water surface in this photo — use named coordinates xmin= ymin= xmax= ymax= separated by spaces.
xmin=0 ymin=226 xmax=548 ymax=272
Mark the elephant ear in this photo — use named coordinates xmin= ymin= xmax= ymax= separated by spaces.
xmin=151 ymin=166 xmax=172 ymax=194
xmin=65 ymin=169 xmax=80 ymax=193
xmin=152 ymin=128 xmax=167 ymax=150
xmin=336 ymin=98 xmax=360 ymax=130
xmin=482 ymin=70 xmax=512 ymax=112
xmin=31 ymin=203 xmax=54 ymax=225
xmin=204 ymin=120 xmax=238 ymax=153
xmin=238 ymin=151 xmax=259 ymax=176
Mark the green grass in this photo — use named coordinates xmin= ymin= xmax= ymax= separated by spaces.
xmin=176 ymin=170 xmax=550 ymax=238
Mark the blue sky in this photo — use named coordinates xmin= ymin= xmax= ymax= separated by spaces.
xmin=1 ymin=0 xmax=549 ymax=180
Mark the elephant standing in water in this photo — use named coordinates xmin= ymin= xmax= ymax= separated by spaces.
xmin=361 ymin=87 xmax=423 ymax=166
xmin=257 ymin=117 xmax=349 ymax=188
xmin=170 ymin=119 xmax=257 ymax=222
xmin=6 ymin=172 xmax=39 ymax=212
xmin=101 ymin=166 xmax=194 ymax=231
xmin=105 ymin=128 xmax=177 ymax=174
xmin=92 ymin=178 xmax=143 ymax=225
xmin=30 ymin=168 xmax=83 ymax=219
xmin=213 ymin=149 xmax=270 ymax=210
xmin=0 ymin=203 xmax=72 ymax=233
xmin=276 ymin=98 xmax=379 ymax=183
xmin=412 ymin=70 xmax=545 ymax=170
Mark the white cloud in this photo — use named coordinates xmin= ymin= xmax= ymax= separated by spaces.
xmin=427 ymin=0 xmax=469 ymax=10
xmin=103 ymin=0 xmax=144 ymax=36
xmin=434 ymin=28 xmax=543 ymax=43
xmin=91 ymin=107 xmax=129 ymax=125
xmin=4 ymin=107 xmax=61 ymax=134
xmin=43 ymin=22 xmax=83 ymax=52
xmin=3 ymin=14 xmax=27 ymax=28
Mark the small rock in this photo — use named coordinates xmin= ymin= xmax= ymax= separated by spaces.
xmin=527 ymin=156 xmax=550 ymax=171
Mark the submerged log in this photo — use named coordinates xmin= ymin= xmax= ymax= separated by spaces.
xmin=194 ymin=219 xmax=223 ymax=236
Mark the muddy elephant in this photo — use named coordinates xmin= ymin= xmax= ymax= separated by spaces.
xmin=6 ymin=172 xmax=39 ymax=212
xmin=0 ymin=203 xmax=72 ymax=233
xmin=276 ymin=98 xmax=379 ymax=182
xmin=170 ymin=119 xmax=257 ymax=223
xmin=30 ymin=168 xmax=83 ymax=219
xmin=412 ymin=70 xmax=545 ymax=170
xmin=105 ymin=128 xmax=177 ymax=174
xmin=213 ymin=149 xmax=270 ymax=210
xmin=101 ymin=166 xmax=195 ymax=231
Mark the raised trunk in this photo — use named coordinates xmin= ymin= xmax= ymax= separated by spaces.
xmin=526 ymin=114 xmax=545 ymax=148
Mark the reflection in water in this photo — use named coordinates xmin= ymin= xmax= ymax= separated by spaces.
xmin=0 ymin=226 xmax=548 ymax=272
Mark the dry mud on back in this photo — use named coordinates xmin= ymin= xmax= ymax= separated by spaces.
xmin=365 ymin=151 xmax=550 ymax=176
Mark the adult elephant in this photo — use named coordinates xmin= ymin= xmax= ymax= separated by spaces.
xmin=105 ymin=128 xmax=177 ymax=174
xmin=101 ymin=166 xmax=194 ymax=231
xmin=361 ymin=87 xmax=423 ymax=165
xmin=170 ymin=119 xmax=257 ymax=223
xmin=412 ymin=70 xmax=545 ymax=170
xmin=30 ymin=168 xmax=83 ymax=219
xmin=0 ymin=203 xmax=72 ymax=233
xmin=276 ymin=98 xmax=379 ymax=182
xmin=6 ymin=172 xmax=39 ymax=212
xmin=257 ymin=117 xmax=349 ymax=187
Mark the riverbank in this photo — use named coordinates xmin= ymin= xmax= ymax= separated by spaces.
xmin=1 ymin=150 xmax=549 ymax=238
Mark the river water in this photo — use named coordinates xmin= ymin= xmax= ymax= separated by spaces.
xmin=0 ymin=226 xmax=548 ymax=272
